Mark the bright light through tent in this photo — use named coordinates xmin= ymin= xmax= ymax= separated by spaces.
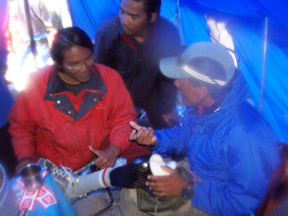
xmin=4 ymin=0 xmax=72 ymax=92
xmin=206 ymin=17 xmax=238 ymax=67
xmin=5 ymin=53 xmax=53 ymax=91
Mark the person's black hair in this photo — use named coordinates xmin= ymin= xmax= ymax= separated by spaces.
xmin=133 ymin=0 xmax=161 ymax=20
xmin=50 ymin=26 xmax=94 ymax=65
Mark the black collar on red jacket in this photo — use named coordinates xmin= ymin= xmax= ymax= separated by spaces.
xmin=44 ymin=65 xmax=107 ymax=121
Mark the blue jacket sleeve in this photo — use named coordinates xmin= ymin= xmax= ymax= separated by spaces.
xmin=153 ymin=117 xmax=193 ymax=156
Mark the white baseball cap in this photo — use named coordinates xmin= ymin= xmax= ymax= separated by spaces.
xmin=160 ymin=42 xmax=236 ymax=86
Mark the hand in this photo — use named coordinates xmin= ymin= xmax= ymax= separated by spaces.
xmin=129 ymin=121 xmax=157 ymax=146
xmin=89 ymin=145 xmax=120 ymax=169
xmin=146 ymin=166 xmax=188 ymax=197
xmin=16 ymin=158 xmax=33 ymax=174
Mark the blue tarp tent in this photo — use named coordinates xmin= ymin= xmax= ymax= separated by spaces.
xmin=69 ymin=0 xmax=288 ymax=143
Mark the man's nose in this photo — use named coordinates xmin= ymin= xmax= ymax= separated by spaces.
xmin=79 ymin=61 xmax=89 ymax=71
xmin=121 ymin=14 xmax=129 ymax=25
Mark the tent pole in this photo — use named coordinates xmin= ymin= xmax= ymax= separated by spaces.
xmin=259 ymin=17 xmax=268 ymax=114
xmin=23 ymin=0 xmax=38 ymax=69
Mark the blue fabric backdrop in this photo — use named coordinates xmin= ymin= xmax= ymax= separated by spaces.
xmin=0 ymin=0 xmax=14 ymax=127
xmin=69 ymin=0 xmax=288 ymax=143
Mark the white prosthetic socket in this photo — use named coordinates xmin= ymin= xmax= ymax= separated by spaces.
xmin=149 ymin=154 xmax=177 ymax=176
xmin=76 ymin=167 xmax=113 ymax=196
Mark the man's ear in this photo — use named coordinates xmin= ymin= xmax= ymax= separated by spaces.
xmin=149 ymin=12 xmax=158 ymax=23
xmin=198 ymin=86 xmax=208 ymax=99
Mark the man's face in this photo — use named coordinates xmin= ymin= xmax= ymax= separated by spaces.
xmin=174 ymin=79 xmax=203 ymax=107
xmin=60 ymin=45 xmax=94 ymax=85
xmin=119 ymin=0 xmax=150 ymax=38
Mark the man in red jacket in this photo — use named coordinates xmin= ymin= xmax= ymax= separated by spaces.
xmin=9 ymin=27 xmax=137 ymax=200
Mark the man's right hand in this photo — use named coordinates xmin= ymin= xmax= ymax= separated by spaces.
xmin=89 ymin=145 xmax=119 ymax=169
xmin=129 ymin=121 xmax=157 ymax=146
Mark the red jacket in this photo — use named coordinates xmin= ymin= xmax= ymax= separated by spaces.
xmin=9 ymin=64 xmax=137 ymax=170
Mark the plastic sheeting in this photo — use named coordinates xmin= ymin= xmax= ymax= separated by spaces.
xmin=69 ymin=0 xmax=288 ymax=143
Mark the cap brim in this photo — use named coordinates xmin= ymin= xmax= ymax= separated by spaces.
xmin=160 ymin=57 xmax=192 ymax=79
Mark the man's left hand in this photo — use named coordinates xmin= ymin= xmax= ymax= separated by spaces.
xmin=146 ymin=166 xmax=188 ymax=197
xmin=89 ymin=145 xmax=120 ymax=169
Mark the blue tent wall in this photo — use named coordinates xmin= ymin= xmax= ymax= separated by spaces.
xmin=69 ymin=0 xmax=120 ymax=39
xmin=69 ymin=0 xmax=288 ymax=143
xmin=179 ymin=0 xmax=288 ymax=143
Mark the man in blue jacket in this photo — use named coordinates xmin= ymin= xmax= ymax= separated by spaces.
xmin=128 ymin=42 xmax=280 ymax=215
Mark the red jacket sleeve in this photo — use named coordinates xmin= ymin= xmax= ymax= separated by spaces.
xmin=99 ymin=64 xmax=137 ymax=153
xmin=8 ymin=68 xmax=49 ymax=162
xmin=9 ymin=88 xmax=38 ymax=162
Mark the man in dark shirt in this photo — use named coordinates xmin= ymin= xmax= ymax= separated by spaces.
xmin=94 ymin=0 xmax=181 ymax=129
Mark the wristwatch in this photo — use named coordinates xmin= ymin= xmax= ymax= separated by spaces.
xmin=177 ymin=167 xmax=195 ymax=200
xmin=182 ymin=182 xmax=194 ymax=199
